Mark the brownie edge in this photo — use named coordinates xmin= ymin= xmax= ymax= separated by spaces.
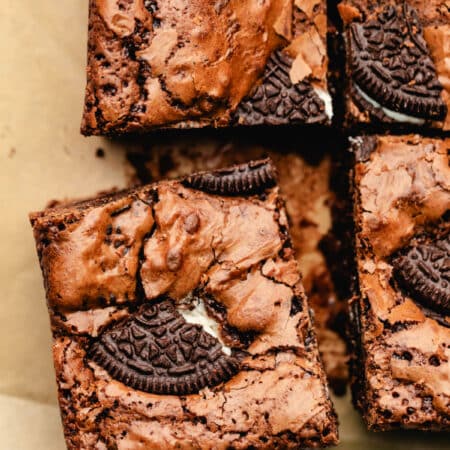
xmin=30 ymin=159 xmax=338 ymax=449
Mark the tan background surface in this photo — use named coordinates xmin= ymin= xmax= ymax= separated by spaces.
xmin=0 ymin=1 xmax=448 ymax=448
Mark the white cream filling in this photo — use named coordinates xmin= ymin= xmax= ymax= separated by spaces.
xmin=354 ymin=83 xmax=425 ymax=125
xmin=314 ymin=87 xmax=333 ymax=120
xmin=179 ymin=299 xmax=232 ymax=356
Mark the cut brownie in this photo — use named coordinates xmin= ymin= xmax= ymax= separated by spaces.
xmin=338 ymin=0 xmax=450 ymax=130
xmin=81 ymin=0 xmax=332 ymax=135
xmin=127 ymin=132 xmax=349 ymax=393
xmin=349 ymin=135 xmax=450 ymax=430
xmin=30 ymin=160 xmax=338 ymax=448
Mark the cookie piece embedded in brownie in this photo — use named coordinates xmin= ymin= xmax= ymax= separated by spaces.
xmin=338 ymin=0 xmax=450 ymax=131
xmin=30 ymin=159 xmax=338 ymax=449
xmin=349 ymin=135 xmax=450 ymax=431
xmin=81 ymin=0 xmax=331 ymax=135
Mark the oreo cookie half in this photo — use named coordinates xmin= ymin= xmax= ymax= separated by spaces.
xmin=90 ymin=299 xmax=240 ymax=395
xmin=233 ymin=50 xmax=328 ymax=126
xmin=183 ymin=159 xmax=277 ymax=196
xmin=348 ymin=4 xmax=446 ymax=121
xmin=393 ymin=234 xmax=450 ymax=315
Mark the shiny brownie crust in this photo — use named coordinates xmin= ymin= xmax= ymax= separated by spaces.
xmin=30 ymin=161 xmax=338 ymax=449
xmin=81 ymin=0 xmax=331 ymax=135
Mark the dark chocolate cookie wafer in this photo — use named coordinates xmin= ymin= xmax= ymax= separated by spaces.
xmin=183 ymin=159 xmax=277 ymax=196
xmin=348 ymin=3 xmax=446 ymax=121
xmin=393 ymin=234 xmax=450 ymax=314
xmin=90 ymin=299 xmax=240 ymax=395
xmin=233 ymin=50 xmax=328 ymax=126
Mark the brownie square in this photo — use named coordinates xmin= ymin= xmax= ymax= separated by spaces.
xmin=30 ymin=160 xmax=338 ymax=448
xmin=126 ymin=132 xmax=350 ymax=393
xmin=338 ymin=0 xmax=450 ymax=130
xmin=349 ymin=135 xmax=450 ymax=430
xmin=81 ymin=0 xmax=332 ymax=135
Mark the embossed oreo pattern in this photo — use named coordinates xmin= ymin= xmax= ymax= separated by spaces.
xmin=90 ymin=300 xmax=240 ymax=395
xmin=393 ymin=235 xmax=450 ymax=314
xmin=233 ymin=51 xmax=327 ymax=125
xmin=349 ymin=4 xmax=446 ymax=120
xmin=183 ymin=159 xmax=277 ymax=196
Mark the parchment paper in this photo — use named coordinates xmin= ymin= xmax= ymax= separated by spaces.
xmin=0 ymin=1 xmax=448 ymax=449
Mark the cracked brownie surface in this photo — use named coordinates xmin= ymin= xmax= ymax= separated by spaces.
xmin=349 ymin=135 xmax=450 ymax=430
xmin=81 ymin=0 xmax=331 ymax=135
xmin=30 ymin=160 xmax=338 ymax=449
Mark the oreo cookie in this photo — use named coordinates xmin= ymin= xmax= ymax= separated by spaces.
xmin=90 ymin=299 xmax=240 ymax=395
xmin=233 ymin=50 xmax=328 ymax=125
xmin=348 ymin=4 xmax=446 ymax=121
xmin=183 ymin=159 xmax=277 ymax=196
xmin=393 ymin=234 xmax=450 ymax=315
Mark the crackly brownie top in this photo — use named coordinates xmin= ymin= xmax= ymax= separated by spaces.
xmin=338 ymin=0 xmax=450 ymax=128
xmin=30 ymin=159 xmax=337 ymax=446
xmin=393 ymin=233 xmax=450 ymax=315
xmin=352 ymin=135 xmax=450 ymax=425
xmin=81 ymin=0 xmax=329 ymax=134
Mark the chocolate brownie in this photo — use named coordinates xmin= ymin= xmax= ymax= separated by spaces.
xmin=338 ymin=0 xmax=450 ymax=130
xmin=126 ymin=133 xmax=349 ymax=393
xmin=81 ymin=0 xmax=332 ymax=135
xmin=30 ymin=160 xmax=338 ymax=448
xmin=349 ymin=135 xmax=450 ymax=430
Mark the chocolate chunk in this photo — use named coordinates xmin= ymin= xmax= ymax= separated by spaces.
xmin=182 ymin=159 xmax=277 ymax=196
xmin=90 ymin=299 xmax=240 ymax=395
xmin=393 ymin=235 xmax=450 ymax=314
xmin=348 ymin=4 xmax=446 ymax=120
xmin=233 ymin=50 xmax=328 ymax=125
